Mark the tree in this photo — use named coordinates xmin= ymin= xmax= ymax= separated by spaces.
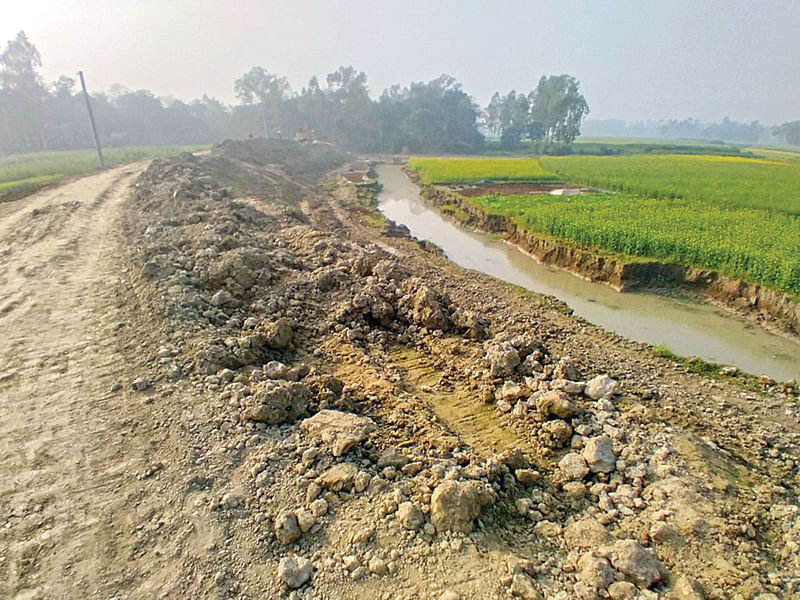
xmin=297 ymin=76 xmax=331 ymax=139
xmin=234 ymin=67 xmax=292 ymax=137
xmin=659 ymin=118 xmax=701 ymax=139
xmin=325 ymin=66 xmax=367 ymax=97
xmin=113 ymin=89 xmax=168 ymax=144
xmin=498 ymin=90 xmax=529 ymax=148
xmin=529 ymin=74 xmax=589 ymax=143
xmin=774 ymin=121 xmax=800 ymax=146
xmin=484 ymin=92 xmax=503 ymax=139
xmin=51 ymin=75 xmax=75 ymax=98
xmin=527 ymin=120 xmax=545 ymax=142
xmin=376 ymin=74 xmax=483 ymax=153
xmin=703 ymin=117 xmax=763 ymax=143
xmin=0 ymin=32 xmax=595 ymax=156
xmin=191 ymin=95 xmax=233 ymax=142
xmin=323 ymin=66 xmax=379 ymax=150
xmin=42 ymin=75 xmax=85 ymax=149
xmin=0 ymin=31 xmax=47 ymax=151
xmin=0 ymin=31 xmax=44 ymax=92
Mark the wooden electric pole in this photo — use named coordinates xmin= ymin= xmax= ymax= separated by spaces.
xmin=78 ymin=71 xmax=105 ymax=169
xmin=260 ymin=109 xmax=269 ymax=138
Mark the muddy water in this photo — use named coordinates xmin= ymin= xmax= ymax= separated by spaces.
xmin=376 ymin=164 xmax=800 ymax=381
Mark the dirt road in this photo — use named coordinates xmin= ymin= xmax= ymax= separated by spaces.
xmin=0 ymin=165 xmax=181 ymax=599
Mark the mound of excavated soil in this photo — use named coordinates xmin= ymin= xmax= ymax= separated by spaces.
xmin=122 ymin=140 xmax=800 ymax=599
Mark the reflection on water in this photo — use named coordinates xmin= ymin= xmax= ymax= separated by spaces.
xmin=377 ymin=164 xmax=800 ymax=381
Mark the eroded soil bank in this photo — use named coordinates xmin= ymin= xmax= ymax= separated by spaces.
xmin=412 ymin=175 xmax=800 ymax=340
xmin=1 ymin=140 xmax=799 ymax=600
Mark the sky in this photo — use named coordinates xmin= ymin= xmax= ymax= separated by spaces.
xmin=2 ymin=0 xmax=799 ymax=124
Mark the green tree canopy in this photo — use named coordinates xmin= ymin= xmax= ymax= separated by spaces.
xmin=482 ymin=75 xmax=589 ymax=146
xmin=377 ymin=74 xmax=484 ymax=153
xmin=529 ymin=74 xmax=589 ymax=143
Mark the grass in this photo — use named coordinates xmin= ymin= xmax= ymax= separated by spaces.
xmin=0 ymin=145 xmax=207 ymax=200
xmin=746 ymin=147 xmax=800 ymax=164
xmin=0 ymin=174 xmax=63 ymax=195
xmin=439 ymin=203 xmax=470 ymax=221
xmin=407 ymin=156 xmax=557 ymax=184
xmin=361 ymin=212 xmax=385 ymax=229
xmin=571 ymin=138 xmax=752 ymax=157
xmin=653 ymin=345 xmax=724 ymax=377
xmin=652 ymin=344 xmax=681 ymax=361
xmin=651 ymin=344 xmax=770 ymax=391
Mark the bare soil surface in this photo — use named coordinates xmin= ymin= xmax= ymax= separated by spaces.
xmin=452 ymin=183 xmax=588 ymax=197
xmin=1 ymin=140 xmax=799 ymax=600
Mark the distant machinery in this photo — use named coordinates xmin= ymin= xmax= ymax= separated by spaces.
xmin=295 ymin=124 xmax=314 ymax=143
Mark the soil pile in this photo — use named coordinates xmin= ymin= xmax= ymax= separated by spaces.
xmin=122 ymin=139 xmax=800 ymax=598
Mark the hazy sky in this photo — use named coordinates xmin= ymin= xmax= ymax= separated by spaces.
xmin=3 ymin=0 xmax=798 ymax=123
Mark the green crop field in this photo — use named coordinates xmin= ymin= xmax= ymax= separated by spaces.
xmin=0 ymin=145 xmax=207 ymax=200
xmin=408 ymin=156 xmax=557 ymax=184
xmin=427 ymin=153 xmax=800 ymax=295
xmin=471 ymin=192 xmax=800 ymax=294
xmin=540 ymin=154 xmax=800 ymax=215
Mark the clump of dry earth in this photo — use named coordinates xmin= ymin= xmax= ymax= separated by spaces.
xmin=3 ymin=139 xmax=798 ymax=600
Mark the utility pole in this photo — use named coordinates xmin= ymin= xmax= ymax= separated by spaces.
xmin=78 ymin=71 xmax=105 ymax=169
xmin=260 ymin=109 xmax=269 ymax=138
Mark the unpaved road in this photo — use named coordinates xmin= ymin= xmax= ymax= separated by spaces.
xmin=0 ymin=165 xmax=184 ymax=598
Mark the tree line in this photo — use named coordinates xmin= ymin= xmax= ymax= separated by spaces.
xmin=0 ymin=31 xmax=592 ymax=156
xmin=578 ymin=116 xmax=800 ymax=147
xmin=3 ymin=31 xmax=798 ymax=157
